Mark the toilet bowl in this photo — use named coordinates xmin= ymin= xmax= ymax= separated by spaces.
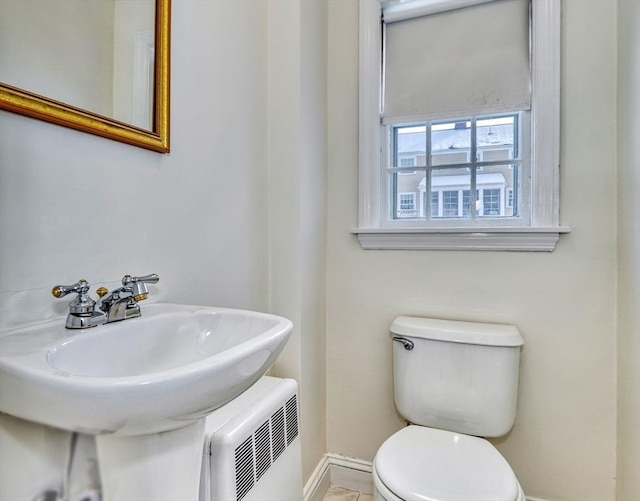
xmin=372 ymin=426 xmax=525 ymax=501
xmin=375 ymin=316 xmax=527 ymax=501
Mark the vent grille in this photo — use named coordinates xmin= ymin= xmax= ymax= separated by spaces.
xmin=271 ymin=407 xmax=286 ymax=461
xmin=234 ymin=436 xmax=255 ymax=501
xmin=285 ymin=395 xmax=298 ymax=445
xmin=233 ymin=394 xmax=299 ymax=501
xmin=254 ymin=421 xmax=271 ymax=481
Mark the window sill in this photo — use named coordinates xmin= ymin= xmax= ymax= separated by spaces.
xmin=352 ymin=226 xmax=571 ymax=251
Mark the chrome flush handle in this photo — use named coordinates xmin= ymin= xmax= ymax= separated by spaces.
xmin=392 ymin=336 xmax=414 ymax=350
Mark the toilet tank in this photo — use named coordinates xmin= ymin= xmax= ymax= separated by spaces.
xmin=391 ymin=316 xmax=524 ymax=438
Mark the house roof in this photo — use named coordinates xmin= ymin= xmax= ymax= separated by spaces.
xmin=397 ymin=123 xmax=514 ymax=154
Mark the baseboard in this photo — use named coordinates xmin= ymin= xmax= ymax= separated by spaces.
xmin=303 ymin=453 xmax=373 ymax=501
xmin=303 ymin=454 xmax=332 ymax=501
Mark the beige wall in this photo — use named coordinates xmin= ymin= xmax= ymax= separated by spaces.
xmin=268 ymin=0 xmax=329 ymax=483
xmin=616 ymin=1 xmax=640 ymax=499
xmin=327 ymin=1 xmax=619 ymax=500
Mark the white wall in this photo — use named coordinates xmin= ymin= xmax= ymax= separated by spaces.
xmin=0 ymin=0 xmax=270 ymax=328
xmin=616 ymin=1 xmax=640 ymax=499
xmin=326 ymin=1 xmax=619 ymax=500
xmin=268 ymin=0 xmax=328 ymax=482
xmin=1 ymin=1 xmax=270 ymax=497
xmin=1 ymin=0 xmax=328 ymax=495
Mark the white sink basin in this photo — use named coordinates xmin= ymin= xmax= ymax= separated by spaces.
xmin=0 ymin=303 xmax=292 ymax=436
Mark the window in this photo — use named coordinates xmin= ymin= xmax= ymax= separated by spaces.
xmin=397 ymin=192 xmax=416 ymax=217
xmin=354 ymin=0 xmax=570 ymax=251
xmin=481 ymin=189 xmax=501 ymax=217
xmin=442 ymin=191 xmax=459 ymax=217
xmin=398 ymin=193 xmax=415 ymax=210
xmin=389 ymin=114 xmax=519 ymax=221
xmin=431 ymin=192 xmax=439 ymax=217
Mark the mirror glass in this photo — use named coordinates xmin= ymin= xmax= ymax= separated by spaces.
xmin=0 ymin=0 xmax=170 ymax=152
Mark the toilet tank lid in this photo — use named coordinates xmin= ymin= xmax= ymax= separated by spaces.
xmin=391 ymin=316 xmax=524 ymax=347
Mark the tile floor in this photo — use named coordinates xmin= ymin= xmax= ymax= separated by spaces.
xmin=322 ymin=486 xmax=374 ymax=501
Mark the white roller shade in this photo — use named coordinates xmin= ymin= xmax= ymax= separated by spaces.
xmin=383 ymin=0 xmax=531 ymax=122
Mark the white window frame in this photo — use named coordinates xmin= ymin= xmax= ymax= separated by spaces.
xmin=353 ymin=0 xmax=571 ymax=251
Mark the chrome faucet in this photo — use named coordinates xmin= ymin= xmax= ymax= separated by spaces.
xmin=98 ymin=274 xmax=159 ymax=323
xmin=52 ymin=274 xmax=159 ymax=329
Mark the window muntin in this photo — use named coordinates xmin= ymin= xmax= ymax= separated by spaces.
xmin=388 ymin=113 xmax=523 ymax=223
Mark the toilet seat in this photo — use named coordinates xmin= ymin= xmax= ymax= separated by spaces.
xmin=373 ymin=426 xmax=522 ymax=501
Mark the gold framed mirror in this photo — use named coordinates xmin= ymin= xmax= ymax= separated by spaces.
xmin=0 ymin=0 xmax=171 ymax=153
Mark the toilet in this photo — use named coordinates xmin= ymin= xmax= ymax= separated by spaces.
xmin=373 ymin=316 xmax=526 ymax=501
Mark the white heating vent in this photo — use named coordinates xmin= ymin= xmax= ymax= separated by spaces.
xmin=200 ymin=377 xmax=302 ymax=501
xmin=233 ymin=394 xmax=299 ymax=500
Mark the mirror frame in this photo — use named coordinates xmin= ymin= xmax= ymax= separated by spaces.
xmin=0 ymin=0 xmax=171 ymax=153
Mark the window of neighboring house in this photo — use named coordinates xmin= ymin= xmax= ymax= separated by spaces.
xmin=354 ymin=0 xmax=570 ymax=251
xmin=481 ymin=188 xmax=502 ymax=216
xmin=442 ymin=190 xmax=459 ymax=217
xmin=507 ymin=189 xmax=514 ymax=208
xmin=398 ymin=192 xmax=416 ymax=212
xmin=431 ymin=191 xmax=439 ymax=217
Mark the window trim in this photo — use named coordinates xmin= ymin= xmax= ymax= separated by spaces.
xmin=353 ymin=0 xmax=570 ymax=251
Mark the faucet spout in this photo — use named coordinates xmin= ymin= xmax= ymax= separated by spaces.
xmin=101 ymin=292 xmax=141 ymax=322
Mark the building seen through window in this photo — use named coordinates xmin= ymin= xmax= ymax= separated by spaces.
xmin=391 ymin=114 xmax=519 ymax=220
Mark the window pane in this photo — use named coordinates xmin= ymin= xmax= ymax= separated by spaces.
xmin=481 ymin=188 xmax=501 ymax=216
xmin=395 ymin=125 xmax=426 ymax=167
xmin=431 ymin=170 xmax=470 ymax=219
xmin=463 ymin=190 xmax=471 ymax=217
xmin=431 ymin=120 xmax=470 ymax=166
xmin=477 ymin=164 xmax=518 ymax=217
xmin=477 ymin=116 xmax=516 ymax=161
xmin=392 ymin=172 xmax=425 ymax=219
xmin=442 ymin=191 xmax=458 ymax=216
xmin=399 ymin=193 xmax=415 ymax=210
xmin=388 ymin=114 xmax=521 ymax=222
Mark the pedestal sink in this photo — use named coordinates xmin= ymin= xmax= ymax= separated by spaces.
xmin=0 ymin=303 xmax=293 ymax=500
